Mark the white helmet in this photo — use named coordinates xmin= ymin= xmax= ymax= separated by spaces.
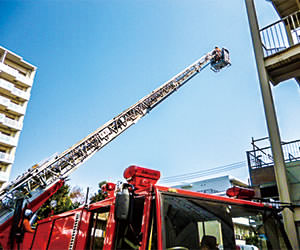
xmin=24 ymin=209 xmax=33 ymax=217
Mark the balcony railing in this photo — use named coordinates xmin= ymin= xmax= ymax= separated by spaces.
xmin=0 ymin=95 xmax=26 ymax=115
xmin=0 ymin=132 xmax=17 ymax=147
xmin=260 ymin=10 xmax=300 ymax=57
xmin=247 ymin=139 xmax=300 ymax=170
xmin=0 ymin=63 xmax=18 ymax=78
xmin=0 ymin=114 xmax=22 ymax=130
xmin=11 ymin=87 xmax=30 ymax=100
xmin=16 ymin=74 xmax=33 ymax=86
xmin=0 ymin=79 xmax=13 ymax=92
xmin=0 ymin=62 xmax=33 ymax=86
xmin=0 ymin=78 xmax=30 ymax=100
xmin=4 ymin=117 xmax=22 ymax=130
xmin=0 ymin=170 xmax=10 ymax=182
xmin=8 ymin=102 xmax=26 ymax=115
xmin=0 ymin=152 xmax=13 ymax=164
xmin=0 ymin=96 xmax=10 ymax=107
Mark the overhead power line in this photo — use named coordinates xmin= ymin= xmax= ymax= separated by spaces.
xmin=160 ymin=161 xmax=247 ymax=183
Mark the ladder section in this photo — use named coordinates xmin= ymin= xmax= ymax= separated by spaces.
xmin=0 ymin=48 xmax=230 ymax=223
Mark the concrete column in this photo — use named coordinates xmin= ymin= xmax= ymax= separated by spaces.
xmin=285 ymin=22 xmax=294 ymax=46
xmin=244 ymin=0 xmax=299 ymax=249
xmin=1 ymin=50 xmax=7 ymax=63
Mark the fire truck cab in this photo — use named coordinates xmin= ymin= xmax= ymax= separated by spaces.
xmin=16 ymin=166 xmax=291 ymax=250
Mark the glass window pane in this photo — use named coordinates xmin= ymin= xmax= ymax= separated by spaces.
xmin=162 ymin=195 xmax=235 ymax=249
xmin=161 ymin=194 xmax=291 ymax=249
xmin=88 ymin=208 xmax=110 ymax=250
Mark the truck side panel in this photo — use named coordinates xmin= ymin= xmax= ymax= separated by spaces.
xmin=74 ymin=210 xmax=90 ymax=250
xmin=31 ymin=221 xmax=53 ymax=249
xmin=47 ymin=214 xmax=77 ymax=250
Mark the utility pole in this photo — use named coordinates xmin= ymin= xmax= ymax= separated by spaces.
xmin=244 ymin=0 xmax=299 ymax=249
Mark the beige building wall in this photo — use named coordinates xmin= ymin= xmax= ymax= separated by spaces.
xmin=0 ymin=46 xmax=36 ymax=188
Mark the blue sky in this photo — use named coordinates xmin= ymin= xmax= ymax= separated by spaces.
xmin=1 ymin=0 xmax=299 ymax=193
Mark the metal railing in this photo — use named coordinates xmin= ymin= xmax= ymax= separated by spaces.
xmin=0 ymin=132 xmax=17 ymax=147
xmin=247 ymin=138 xmax=300 ymax=170
xmin=0 ymin=152 xmax=13 ymax=164
xmin=0 ymin=78 xmax=30 ymax=100
xmin=260 ymin=10 xmax=300 ymax=57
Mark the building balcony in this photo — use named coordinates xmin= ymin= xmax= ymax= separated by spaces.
xmin=0 ymin=113 xmax=22 ymax=130
xmin=0 ymin=62 xmax=18 ymax=79
xmin=0 ymin=78 xmax=14 ymax=93
xmin=0 ymin=96 xmax=10 ymax=109
xmin=0 ymin=169 xmax=10 ymax=183
xmin=264 ymin=44 xmax=300 ymax=85
xmin=0 ymin=132 xmax=18 ymax=147
xmin=259 ymin=10 xmax=300 ymax=85
xmin=270 ymin=0 xmax=300 ymax=19
xmin=0 ymin=78 xmax=30 ymax=101
xmin=16 ymin=73 xmax=33 ymax=87
xmin=247 ymin=139 xmax=300 ymax=202
xmin=8 ymin=102 xmax=26 ymax=115
xmin=0 ymin=152 xmax=14 ymax=164
xmin=0 ymin=62 xmax=33 ymax=87
xmin=0 ymin=96 xmax=26 ymax=115
xmin=247 ymin=139 xmax=300 ymax=170
xmin=11 ymin=86 xmax=30 ymax=100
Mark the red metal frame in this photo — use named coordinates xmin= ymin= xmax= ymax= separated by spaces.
xmin=138 ymin=187 xmax=153 ymax=249
xmin=30 ymin=208 xmax=86 ymax=249
xmin=153 ymin=185 xmax=274 ymax=250
xmin=88 ymin=197 xmax=116 ymax=249
xmin=103 ymin=203 xmax=116 ymax=249
xmin=154 ymin=186 xmax=164 ymax=250
xmin=155 ymin=185 xmax=269 ymax=208
xmin=0 ymin=167 xmax=279 ymax=250
xmin=0 ymin=180 xmax=64 ymax=250
xmin=74 ymin=209 xmax=90 ymax=249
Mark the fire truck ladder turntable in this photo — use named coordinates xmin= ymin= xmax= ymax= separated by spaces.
xmin=0 ymin=48 xmax=230 ymax=225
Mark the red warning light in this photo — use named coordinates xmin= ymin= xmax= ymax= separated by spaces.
xmin=101 ymin=182 xmax=116 ymax=198
xmin=226 ymin=186 xmax=255 ymax=200
xmin=123 ymin=165 xmax=161 ymax=189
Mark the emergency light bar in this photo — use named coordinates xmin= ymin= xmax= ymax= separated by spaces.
xmin=123 ymin=165 xmax=160 ymax=189
xmin=101 ymin=183 xmax=116 ymax=198
xmin=226 ymin=186 xmax=255 ymax=200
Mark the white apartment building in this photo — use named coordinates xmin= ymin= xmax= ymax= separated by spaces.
xmin=0 ymin=46 xmax=36 ymax=188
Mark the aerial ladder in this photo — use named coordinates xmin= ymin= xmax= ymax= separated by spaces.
xmin=0 ymin=48 xmax=230 ymax=236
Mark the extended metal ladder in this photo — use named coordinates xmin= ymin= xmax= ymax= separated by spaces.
xmin=0 ymin=48 xmax=230 ymax=225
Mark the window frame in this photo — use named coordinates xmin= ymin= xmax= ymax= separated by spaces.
xmin=156 ymin=190 xmax=292 ymax=249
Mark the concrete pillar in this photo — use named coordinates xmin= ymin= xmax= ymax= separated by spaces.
xmin=285 ymin=22 xmax=294 ymax=46
xmin=244 ymin=0 xmax=299 ymax=249
xmin=1 ymin=50 xmax=7 ymax=63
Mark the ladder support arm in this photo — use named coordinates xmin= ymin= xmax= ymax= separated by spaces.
xmin=0 ymin=48 xmax=230 ymax=226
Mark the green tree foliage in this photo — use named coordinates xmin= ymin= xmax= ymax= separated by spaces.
xmin=37 ymin=181 xmax=107 ymax=221
xmin=37 ymin=183 xmax=79 ymax=220
xmin=70 ymin=186 xmax=86 ymax=208
xmin=89 ymin=181 xmax=107 ymax=204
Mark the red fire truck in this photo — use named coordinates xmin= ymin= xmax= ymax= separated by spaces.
xmin=2 ymin=49 xmax=288 ymax=249
xmin=6 ymin=165 xmax=292 ymax=249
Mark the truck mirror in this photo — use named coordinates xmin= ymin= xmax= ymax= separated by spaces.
xmin=50 ymin=200 xmax=57 ymax=208
xmin=115 ymin=188 xmax=130 ymax=220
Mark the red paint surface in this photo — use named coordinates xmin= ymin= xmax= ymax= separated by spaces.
xmin=0 ymin=167 xmax=276 ymax=250
xmin=156 ymin=185 xmax=267 ymax=208
xmin=31 ymin=221 xmax=53 ymax=249
xmin=155 ymin=187 xmax=164 ymax=250
xmin=0 ymin=180 xmax=64 ymax=250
